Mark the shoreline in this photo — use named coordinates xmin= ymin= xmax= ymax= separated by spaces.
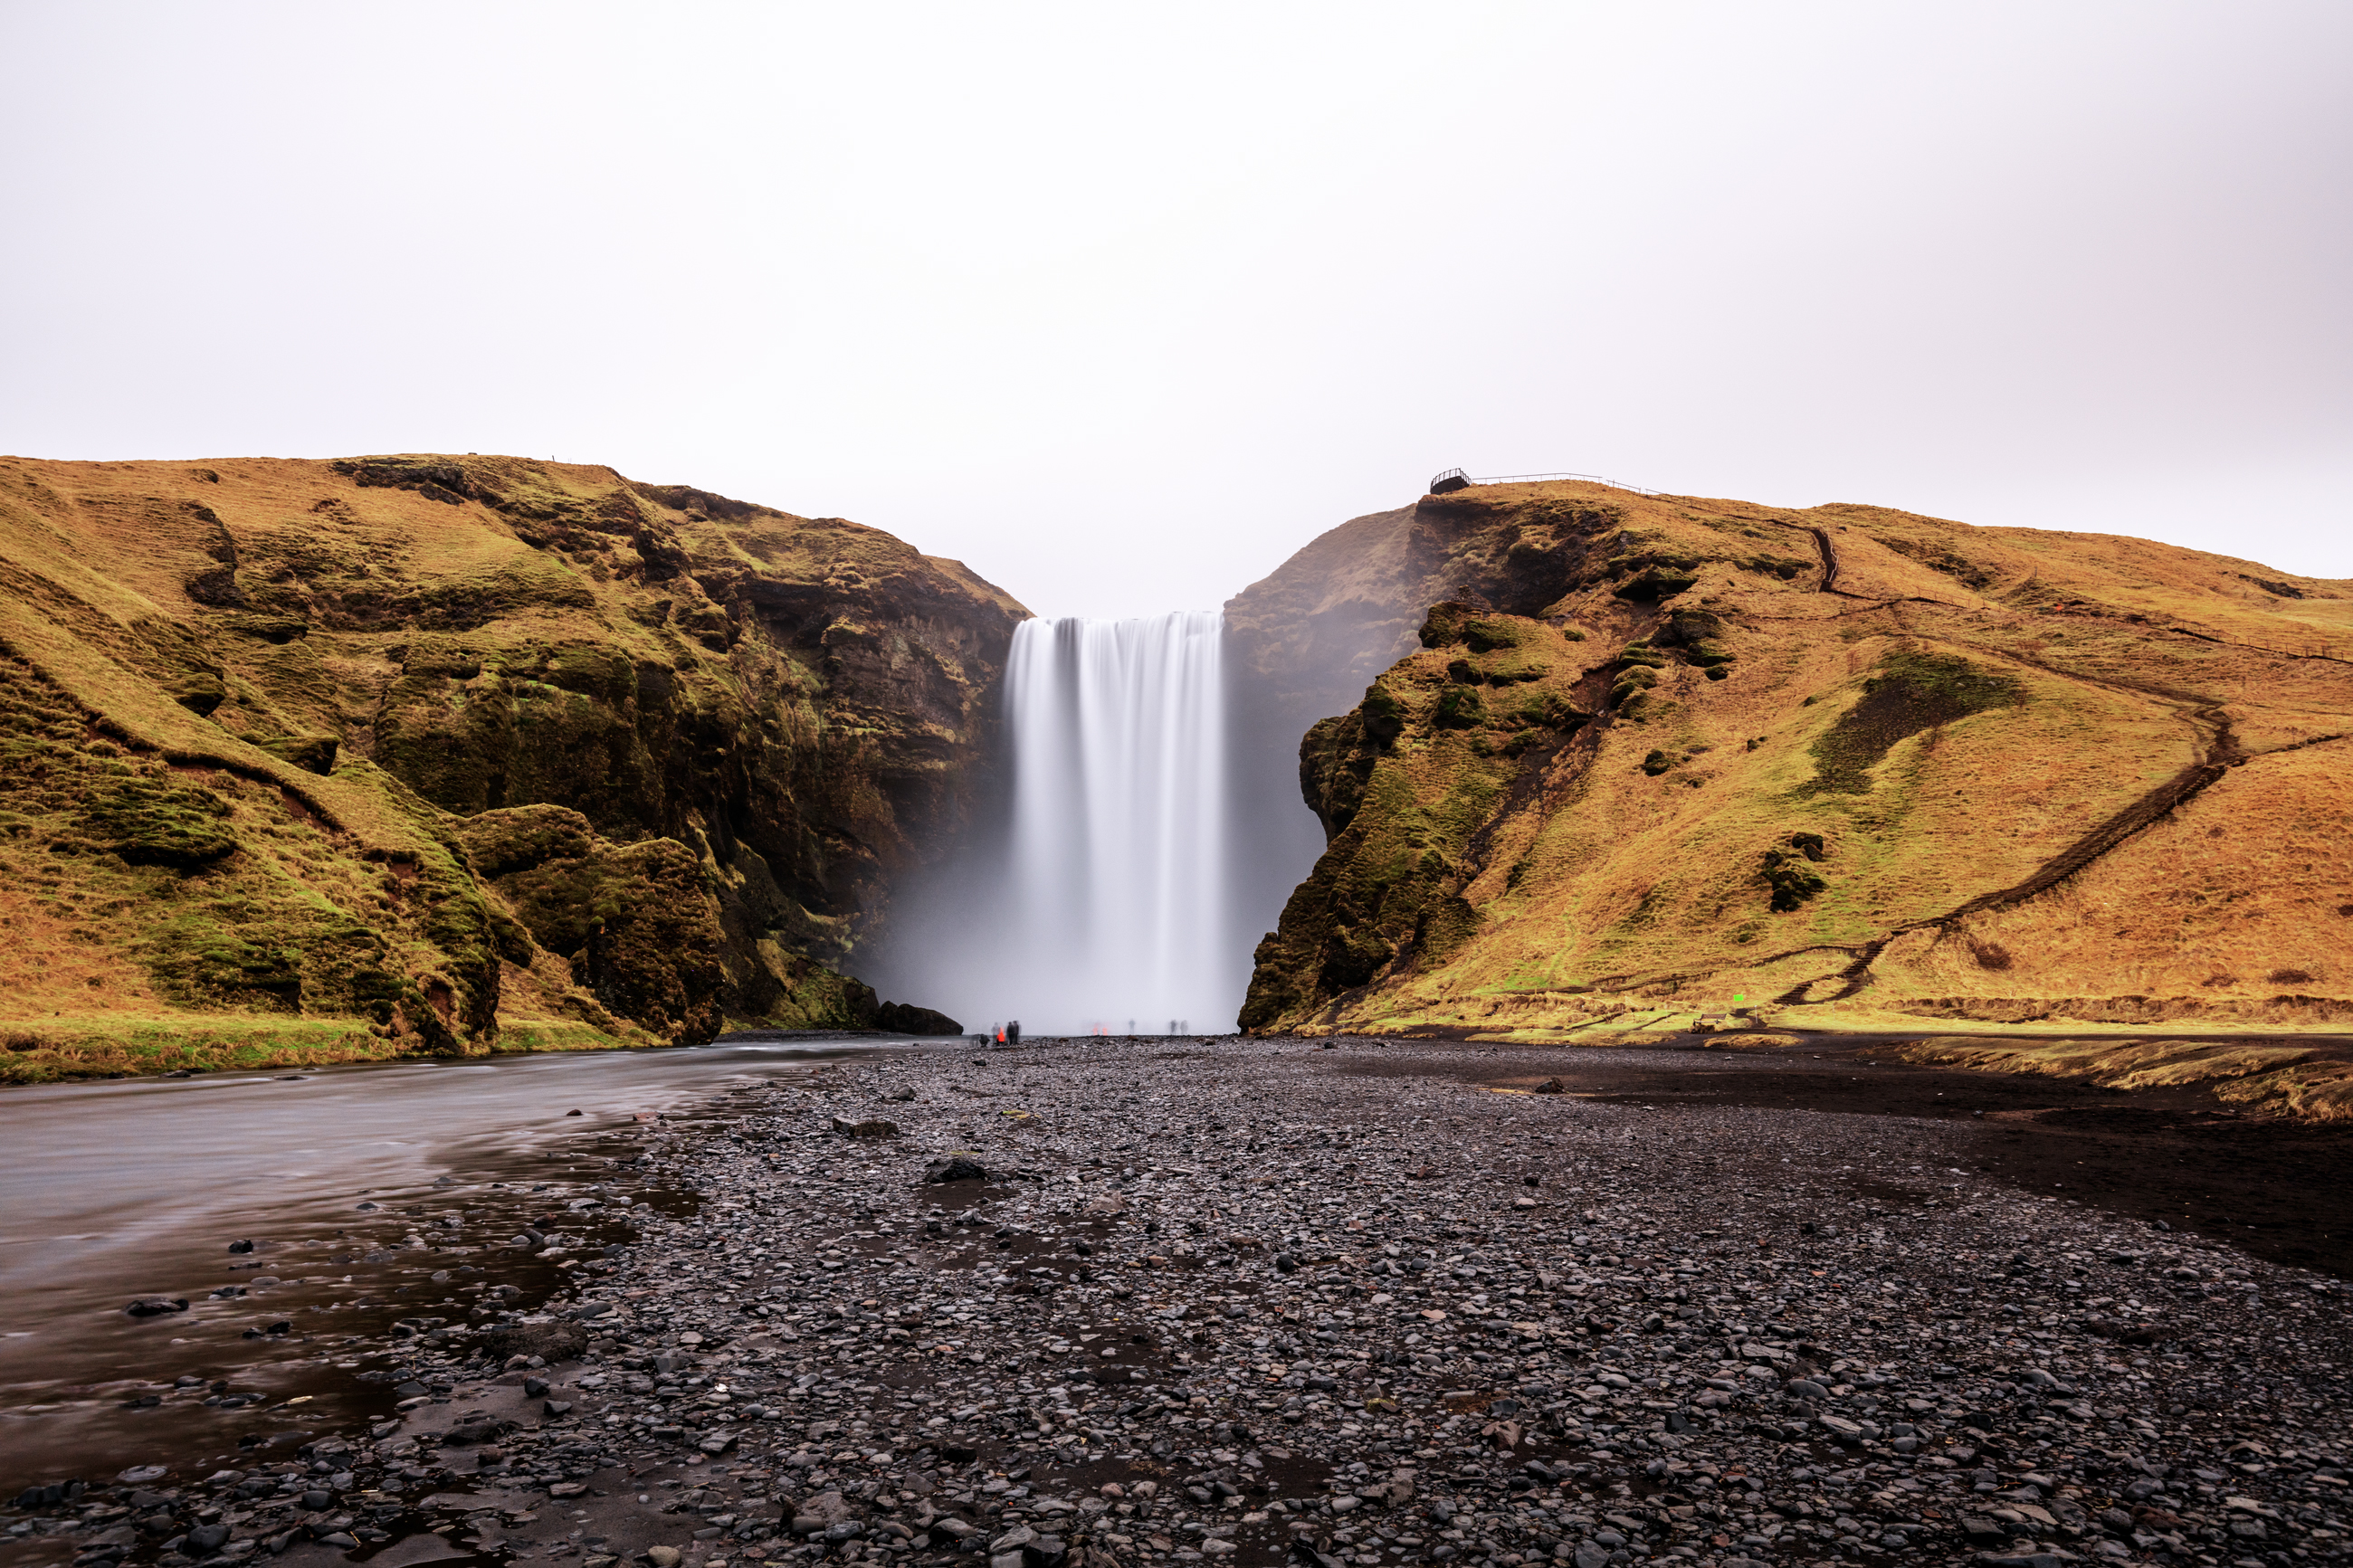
xmin=10 ymin=1016 xmax=2353 ymax=1129
xmin=0 ymin=1024 xmax=958 ymax=1088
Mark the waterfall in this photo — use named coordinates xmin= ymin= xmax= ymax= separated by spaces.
xmin=881 ymin=612 xmax=1243 ymax=1036
xmin=995 ymin=612 xmax=1233 ymax=1034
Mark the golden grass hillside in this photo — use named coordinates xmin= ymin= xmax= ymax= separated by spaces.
xmin=0 ymin=454 xmax=1023 ymax=1079
xmin=1240 ymin=482 xmax=2353 ymax=1036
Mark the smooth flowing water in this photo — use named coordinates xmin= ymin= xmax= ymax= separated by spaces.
xmin=900 ymin=613 xmax=1243 ymax=1036
xmin=0 ymin=1036 xmax=910 ymax=1482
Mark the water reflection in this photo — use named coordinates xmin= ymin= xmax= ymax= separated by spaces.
xmin=0 ymin=1033 xmax=943 ymax=1481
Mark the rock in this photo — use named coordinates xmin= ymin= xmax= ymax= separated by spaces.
xmin=462 ymin=810 xmax=732 ymax=1047
xmin=290 ymin=1031 xmax=2348 ymax=1568
xmin=832 ymin=1117 xmax=899 ymax=1138
xmin=226 ymin=1240 xmax=253 ymax=1254
xmin=1531 ymin=1079 xmax=1566 ymax=1095
xmin=116 ymin=1467 xmax=167 ymax=1485
xmin=523 ymin=1377 xmax=549 ymax=1397
xmin=476 ymin=1321 xmax=586 ymax=1364
xmin=647 ymin=1549 xmax=682 ymax=1568
xmin=924 ymin=1157 xmax=989 ymax=1183
xmin=125 ymin=1297 xmax=189 ymax=1316
xmin=876 ymin=1002 xmax=964 ymax=1036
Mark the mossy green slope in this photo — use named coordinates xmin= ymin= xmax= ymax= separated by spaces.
xmin=0 ymin=453 xmax=1017 ymax=1077
xmin=1241 ymin=481 xmax=2353 ymax=1036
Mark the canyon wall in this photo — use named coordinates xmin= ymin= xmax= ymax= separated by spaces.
xmin=1235 ymin=481 xmax=2353 ymax=1035
xmin=0 ymin=453 xmax=1022 ymax=1075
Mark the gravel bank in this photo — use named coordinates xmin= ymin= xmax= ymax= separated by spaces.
xmin=9 ymin=1037 xmax=2351 ymax=1568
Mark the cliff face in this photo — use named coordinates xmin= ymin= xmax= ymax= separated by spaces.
xmin=1239 ymin=481 xmax=2353 ymax=1035
xmin=1221 ymin=493 xmax=1659 ymax=953
xmin=0 ymin=453 xmax=1019 ymax=1076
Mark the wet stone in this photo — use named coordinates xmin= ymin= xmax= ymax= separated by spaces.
xmin=16 ymin=1035 xmax=2353 ymax=1568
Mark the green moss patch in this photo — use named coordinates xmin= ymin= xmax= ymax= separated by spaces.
xmin=459 ymin=807 xmax=728 ymax=1045
xmin=1432 ymin=686 xmax=1487 ymax=729
xmin=1761 ymin=832 xmax=1832 ymax=912
xmin=73 ymin=775 xmax=238 ymax=867
xmin=1242 ymin=608 xmax=1583 ymax=1031
xmin=0 ymin=1017 xmax=402 ymax=1084
xmin=1798 ymin=650 xmax=2024 ymax=796
xmin=1614 ymin=565 xmax=1700 ymax=602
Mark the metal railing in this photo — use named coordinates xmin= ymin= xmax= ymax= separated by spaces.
xmin=1429 ymin=467 xmax=1661 ymax=498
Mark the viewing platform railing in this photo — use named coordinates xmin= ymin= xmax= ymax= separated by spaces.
xmin=1430 ymin=467 xmax=1661 ymax=498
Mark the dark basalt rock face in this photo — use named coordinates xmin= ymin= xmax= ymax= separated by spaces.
xmin=0 ymin=453 xmax=1020 ymax=1072
xmin=456 ymin=806 xmax=730 ymax=1046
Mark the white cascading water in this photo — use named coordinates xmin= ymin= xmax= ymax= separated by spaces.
xmin=987 ymin=612 xmax=1234 ymax=1034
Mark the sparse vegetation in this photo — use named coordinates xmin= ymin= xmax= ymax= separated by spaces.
xmin=0 ymin=451 xmax=1014 ymax=1071
xmin=1761 ymin=833 xmax=1831 ymax=911
xmin=1797 ymin=649 xmax=2024 ymax=796
xmin=1432 ymin=685 xmax=1486 ymax=728
xmin=1237 ymin=478 xmax=2353 ymax=1037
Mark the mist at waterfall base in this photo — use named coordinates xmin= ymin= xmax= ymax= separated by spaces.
xmin=874 ymin=613 xmax=1312 ymax=1037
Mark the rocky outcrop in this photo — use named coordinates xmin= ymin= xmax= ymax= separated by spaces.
xmin=1239 ymin=480 xmax=2353 ymax=1035
xmin=0 ymin=453 xmax=1005 ymax=1072
xmin=1223 ymin=490 xmax=1660 ymax=961
xmin=455 ymin=805 xmax=729 ymax=1046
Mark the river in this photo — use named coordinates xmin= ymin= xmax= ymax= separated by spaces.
xmin=8 ymin=1029 xmax=2346 ymax=1495
xmin=0 ymin=1035 xmax=950 ymax=1489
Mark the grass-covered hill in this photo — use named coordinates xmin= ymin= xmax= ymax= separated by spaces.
xmin=1238 ymin=481 xmax=2353 ymax=1040
xmin=0 ymin=453 xmax=1024 ymax=1079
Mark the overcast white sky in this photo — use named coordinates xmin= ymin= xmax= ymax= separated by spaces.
xmin=4 ymin=2 xmax=2347 ymax=617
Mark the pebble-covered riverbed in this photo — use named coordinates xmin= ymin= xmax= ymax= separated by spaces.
xmin=8 ymin=1037 xmax=2351 ymax=1568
